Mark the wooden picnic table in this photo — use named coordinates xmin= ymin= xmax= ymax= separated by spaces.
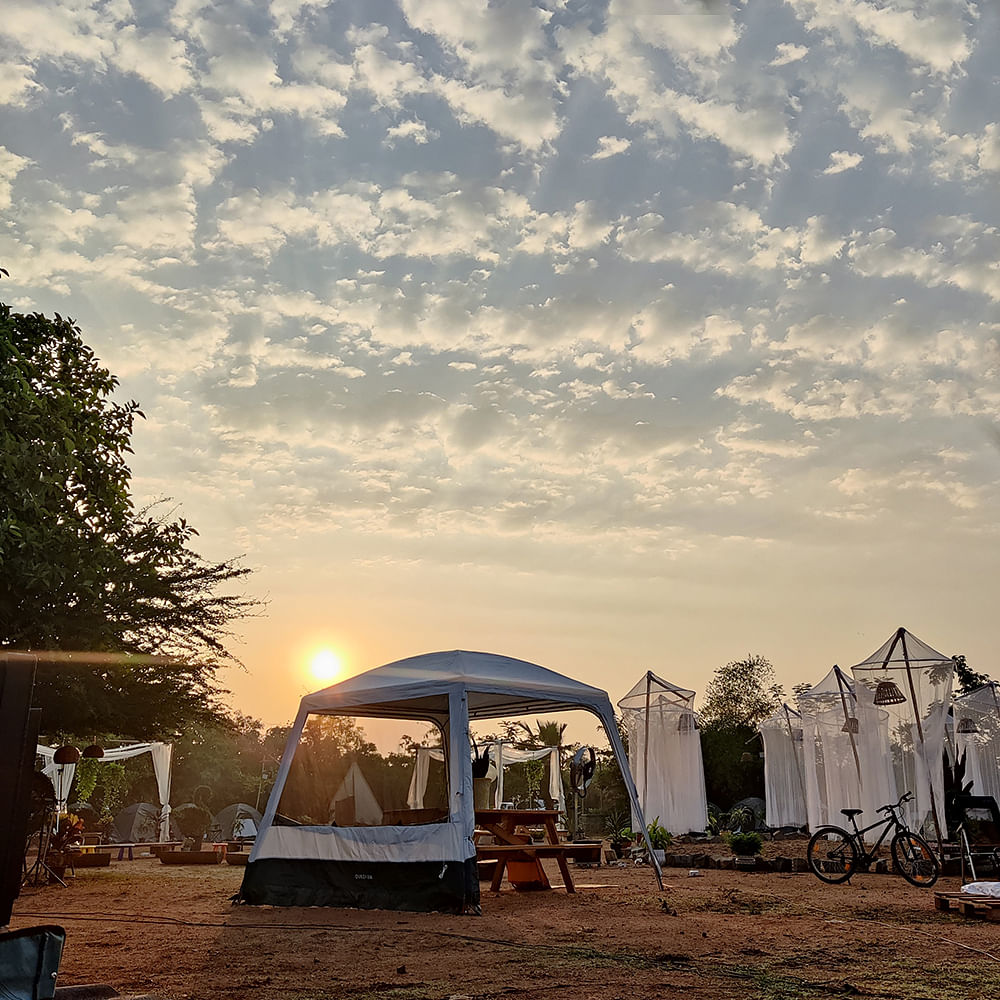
xmin=474 ymin=809 xmax=583 ymax=893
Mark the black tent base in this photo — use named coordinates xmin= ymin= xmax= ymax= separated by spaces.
xmin=238 ymin=857 xmax=480 ymax=914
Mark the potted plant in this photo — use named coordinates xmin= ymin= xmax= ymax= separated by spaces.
xmin=646 ymin=817 xmax=672 ymax=863
xmin=727 ymin=831 xmax=763 ymax=871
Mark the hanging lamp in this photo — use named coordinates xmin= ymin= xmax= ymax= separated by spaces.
xmin=956 ymin=717 xmax=979 ymax=734
xmin=53 ymin=745 xmax=81 ymax=765
xmin=841 ymin=717 xmax=859 ymax=734
xmin=82 ymin=744 xmax=105 ymax=758
xmin=874 ymin=679 xmax=906 ymax=706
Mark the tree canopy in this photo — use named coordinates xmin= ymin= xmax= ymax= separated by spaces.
xmin=0 ymin=301 xmax=261 ymax=737
xmin=699 ymin=653 xmax=784 ymax=730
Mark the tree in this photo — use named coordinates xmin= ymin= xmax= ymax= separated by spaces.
xmin=699 ymin=655 xmax=783 ymax=810
xmin=952 ymin=654 xmax=990 ymax=696
xmin=700 ymin=654 xmax=784 ymax=729
xmin=0 ymin=302 xmax=262 ymax=736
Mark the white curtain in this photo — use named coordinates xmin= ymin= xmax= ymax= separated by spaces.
xmin=406 ymin=743 xmax=565 ymax=816
xmin=759 ymin=705 xmax=807 ymax=828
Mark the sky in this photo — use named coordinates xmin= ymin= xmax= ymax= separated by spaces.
xmin=2 ymin=0 xmax=998 ymax=730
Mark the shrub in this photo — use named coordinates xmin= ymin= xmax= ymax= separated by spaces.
xmin=726 ymin=831 xmax=763 ymax=856
xmin=646 ymin=817 xmax=672 ymax=851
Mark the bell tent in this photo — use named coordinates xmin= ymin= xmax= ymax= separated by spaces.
xmin=617 ymin=672 xmax=707 ymax=836
xmin=240 ymin=650 xmax=658 ymax=913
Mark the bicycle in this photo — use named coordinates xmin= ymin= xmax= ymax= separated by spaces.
xmin=806 ymin=792 xmax=940 ymax=888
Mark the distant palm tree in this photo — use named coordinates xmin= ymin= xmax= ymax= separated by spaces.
xmin=516 ymin=719 xmax=567 ymax=748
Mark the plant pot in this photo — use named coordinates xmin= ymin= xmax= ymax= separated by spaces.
xmin=653 ymin=849 xmax=666 ymax=864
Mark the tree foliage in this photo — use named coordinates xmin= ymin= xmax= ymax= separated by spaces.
xmin=952 ymin=654 xmax=990 ymax=695
xmin=0 ymin=302 xmax=262 ymax=737
xmin=699 ymin=654 xmax=784 ymax=729
xmin=698 ymin=654 xmax=781 ymax=810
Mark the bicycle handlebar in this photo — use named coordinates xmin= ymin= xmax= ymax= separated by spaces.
xmin=876 ymin=791 xmax=913 ymax=814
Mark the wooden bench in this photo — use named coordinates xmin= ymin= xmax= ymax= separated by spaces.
xmin=475 ymin=843 xmax=602 ymax=893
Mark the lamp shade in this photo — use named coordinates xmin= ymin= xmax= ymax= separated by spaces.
xmin=841 ymin=717 xmax=859 ymax=734
xmin=874 ymin=680 xmax=906 ymax=706
xmin=53 ymin=745 xmax=81 ymax=765
xmin=957 ymin=717 xmax=979 ymax=734
xmin=82 ymin=744 xmax=105 ymax=758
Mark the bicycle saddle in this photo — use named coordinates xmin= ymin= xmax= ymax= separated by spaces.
xmin=840 ymin=809 xmax=863 ymax=819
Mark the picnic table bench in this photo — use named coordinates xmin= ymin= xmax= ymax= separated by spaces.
xmin=474 ymin=809 xmax=593 ymax=893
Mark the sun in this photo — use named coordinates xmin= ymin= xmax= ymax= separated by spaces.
xmin=310 ymin=649 xmax=343 ymax=684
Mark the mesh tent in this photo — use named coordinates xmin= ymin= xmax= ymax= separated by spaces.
xmin=758 ymin=704 xmax=807 ymax=829
xmin=954 ymin=683 xmax=1000 ymax=804
xmin=797 ymin=666 xmax=897 ymax=842
xmin=617 ymin=672 xmax=707 ymax=835
xmin=240 ymin=650 xmax=659 ymax=913
xmin=851 ymin=627 xmax=954 ymax=842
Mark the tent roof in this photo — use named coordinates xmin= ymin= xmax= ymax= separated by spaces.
xmin=618 ymin=671 xmax=696 ymax=713
xmin=852 ymin=627 xmax=952 ymax=672
xmin=300 ymin=649 xmax=612 ymax=720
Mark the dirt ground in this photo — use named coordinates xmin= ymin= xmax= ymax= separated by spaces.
xmin=10 ymin=846 xmax=1000 ymax=1000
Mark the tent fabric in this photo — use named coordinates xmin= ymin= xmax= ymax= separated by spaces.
xmin=37 ymin=741 xmax=175 ymax=842
xmin=954 ymin=683 xmax=1000 ymax=804
xmin=617 ymin=672 xmax=708 ymax=835
xmin=851 ymin=627 xmax=953 ymax=838
xmin=212 ymin=803 xmax=263 ymax=841
xmin=406 ymin=743 xmax=565 ymax=813
xmin=110 ymin=802 xmax=181 ymax=843
xmin=242 ymin=650 xmax=659 ymax=913
xmin=758 ymin=704 xmax=807 ymax=828
xmin=797 ymin=666 xmax=897 ymax=842
xmin=329 ymin=761 xmax=383 ymax=826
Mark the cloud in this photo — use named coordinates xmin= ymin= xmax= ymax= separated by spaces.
xmin=591 ymin=135 xmax=631 ymax=160
xmin=823 ymin=149 xmax=863 ymax=174
xmin=0 ymin=146 xmax=30 ymax=210
xmin=770 ymin=43 xmax=808 ymax=67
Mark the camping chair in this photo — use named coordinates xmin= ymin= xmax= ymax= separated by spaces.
xmin=953 ymin=795 xmax=1000 ymax=880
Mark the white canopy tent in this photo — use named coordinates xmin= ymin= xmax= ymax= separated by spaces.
xmin=851 ymin=627 xmax=953 ymax=843
xmin=953 ymin=682 xmax=1000 ymax=805
xmin=617 ymin=672 xmax=708 ymax=836
xmin=797 ymin=666 xmax=897 ymax=842
xmin=37 ymin=741 xmax=173 ymax=842
xmin=406 ymin=743 xmax=565 ymax=815
xmin=241 ymin=650 xmax=659 ymax=913
xmin=758 ymin=704 xmax=807 ymax=829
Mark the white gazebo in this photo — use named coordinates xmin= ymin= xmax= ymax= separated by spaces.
xmin=37 ymin=741 xmax=174 ymax=842
xmin=953 ymin=682 xmax=1000 ymax=805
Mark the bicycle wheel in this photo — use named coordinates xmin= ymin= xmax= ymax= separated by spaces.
xmin=891 ymin=831 xmax=939 ymax=888
xmin=807 ymin=826 xmax=858 ymax=884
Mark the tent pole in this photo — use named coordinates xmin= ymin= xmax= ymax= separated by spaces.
xmin=598 ymin=706 xmax=662 ymax=890
xmin=642 ymin=672 xmax=652 ymax=817
xmin=834 ymin=665 xmax=863 ymax=786
xmin=899 ymin=630 xmax=945 ymax=856
xmin=782 ymin=703 xmax=808 ymax=817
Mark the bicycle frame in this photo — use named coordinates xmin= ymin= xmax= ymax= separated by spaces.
xmin=839 ymin=810 xmax=906 ymax=868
